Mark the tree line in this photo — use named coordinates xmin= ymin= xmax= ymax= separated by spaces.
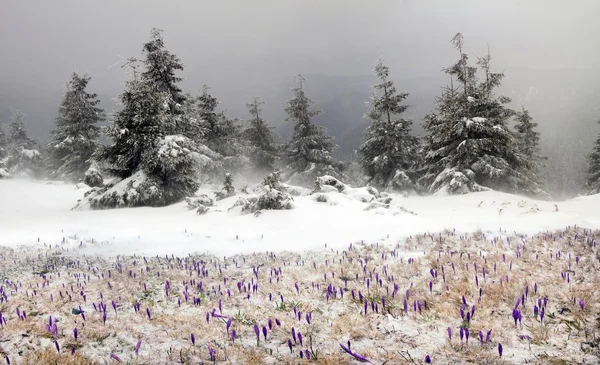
xmin=2 ymin=30 xmax=599 ymax=207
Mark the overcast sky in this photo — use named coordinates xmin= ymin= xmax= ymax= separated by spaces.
xmin=1 ymin=0 xmax=599 ymax=135
xmin=3 ymin=0 xmax=599 ymax=84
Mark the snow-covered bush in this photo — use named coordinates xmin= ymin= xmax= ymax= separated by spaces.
xmin=83 ymin=164 xmax=103 ymax=187
xmin=186 ymin=194 xmax=214 ymax=214
xmin=282 ymin=184 xmax=312 ymax=197
xmin=0 ymin=168 xmax=10 ymax=179
xmin=230 ymin=172 xmax=294 ymax=214
xmin=195 ymin=204 xmax=210 ymax=215
xmin=430 ymin=167 xmax=487 ymax=195
xmin=185 ymin=194 xmax=214 ymax=210
xmin=255 ymin=186 xmax=293 ymax=211
xmin=313 ymin=175 xmax=379 ymax=202
xmin=314 ymin=175 xmax=348 ymax=193
xmin=389 ymin=170 xmax=416 ymax=195
xmin=215 ymin=172 xmax=235 ymax=201
xmin=315 ymin=193 xmax=328 ymax=203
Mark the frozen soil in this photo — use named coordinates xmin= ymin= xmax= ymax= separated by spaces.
xmin=0 ymin=227 xmax=599 ymax=364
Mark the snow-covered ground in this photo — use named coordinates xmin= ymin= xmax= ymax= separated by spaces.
xmin=0 ymin=178 xmax=599 ymax=257
xmin=1 ymin=178 xmax=599 ymax=364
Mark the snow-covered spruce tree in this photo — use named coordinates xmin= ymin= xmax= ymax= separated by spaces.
xmin=420 ymin=33 xmax=545 ymax=196
xmin=358 ymin=58 xmax=419 ymax=193
xmin=283 ymin=75 xmax=342 ymax=186
xmin=0 ymin=124 xmax=9 ymax=178
xmin=215 ymin=172 xmax=235 ymax=200
xmin=195 ymin=86 xmax=248 ymax=173
xmin=244 ymin=97 xmax=279 ymax=172
xmin=90 ymin=74 xmax=205 ymax=208
xmin=4 ymin=109 xmax=43 ymax=178
xmin=514 ymin=107 xmax=545 ymax=176
xmin=83 ymin=31 xmax=218 ymax=209
xmin=141 ymin=28 xmax=186 ymax=108
xmin=47 ymin=72 xmax=104 ymax=181
xmin=587 ymin=120 xmax=600 ymax=194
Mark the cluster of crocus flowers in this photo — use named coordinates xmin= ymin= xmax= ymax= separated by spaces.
xmin=0 ymin=227 xmax=596 ymax=364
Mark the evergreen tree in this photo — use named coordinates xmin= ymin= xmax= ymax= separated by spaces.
xmin=514 ymin=107 xmax=542 ymax=159
xmin=0 ymin=124 xmax=8 ymax=178
xmin=0 ymin=123 xmax=7 ymax=160
xmin=8 ymin=109 xmax=35 ymax=149
xmin=98 ymin=70 xmax=165 ymax=179
xmin=196 ymin=85 xmax=220 ymax=149
xmin=421 ymin=33 xmax=544 ymax=196
xmin=587 ymin=120 xmax=600 ymax=194
xmin=88 ymin=31 xmax=218 ymax=209
xmin=47 ymin=72 xmax=104 ymax=181
xmin=514 ymin=107 xmax=545 ymax=184
xmin=283 ymin=75 xmax=341 ymax=185
xmin=195 ymin=86 xmax=248 ymax=172
xmin=141 ymin=28 xmax=186 ymax=107
xmin=358 ymin=58 xmax=418 ymax=192
xmin=4 ymin=109 xmax=42 ymax=177
xmin=215 ymin=172 xmax=235 ymax=200
xmin=244 ymin=97 xmax=279 ymax=171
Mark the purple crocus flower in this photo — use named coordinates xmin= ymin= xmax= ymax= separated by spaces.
xmin=254 ymin=324 xmax=260 ymax=345
xmin=512 ymin=309 xmax=521 ymax=327
xmin=425 ymin=355 xmax=431 ymax=363
xmin=54 ymin=340 xmax=60 ymax=353
xmin=135 ymin=340 xmax=141 ymax=356
xmin=288 ymin=339 xmax=293 ymax=353
xmin=226 ymin=318 xmax=232 ymax=333
xmin=339 ymin=343 xmax=372 ymax=364
xmin=146 ymin=308 xmax=151 ymax=320
xmin=298 ymin=332 xmax=303 ymax=346
xmin=231 ymin=329 xmax=236 ymax=344
xmin=191 ymin=333 xmax=195 ymax=345
xmin=447 ymin=327 xmax=452 ymax=341
xmin=110 ymin=353 xmax=122 ymax=363
xmin=498 ymin=343 xmax=503 ymax=357
xmin=579 ymin=299 xmax=585 ymax=311
xmin=262 ymin=326 xmax=268 ymax=341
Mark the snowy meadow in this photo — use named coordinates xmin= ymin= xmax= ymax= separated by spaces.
xmin=1 ymin=179 xmax=600 ymax=364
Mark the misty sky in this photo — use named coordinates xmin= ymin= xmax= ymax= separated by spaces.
xmin=1 ymin=0 xmax=599 ymax=137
